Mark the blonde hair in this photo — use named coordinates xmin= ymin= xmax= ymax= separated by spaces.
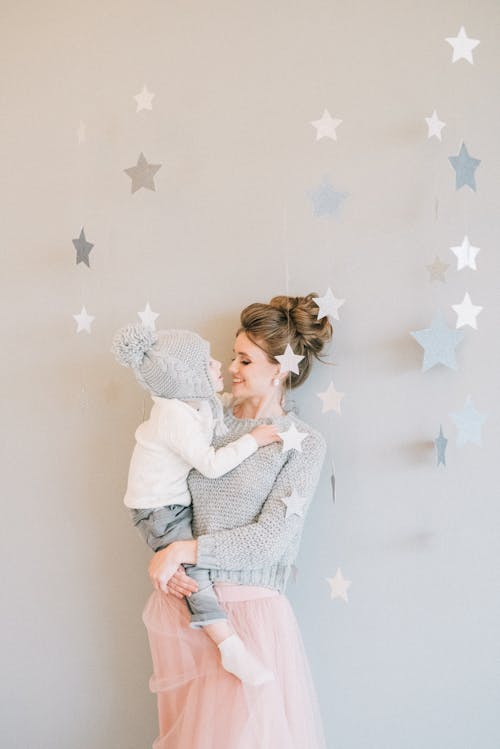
xmin=238 ymin=294 xmax=333 ymax=388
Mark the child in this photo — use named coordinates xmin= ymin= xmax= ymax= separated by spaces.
xmin=112 ymin=324 xmax=280 ymax=686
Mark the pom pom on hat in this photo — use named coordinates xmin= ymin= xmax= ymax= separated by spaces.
xmin=111 ymin=324 xmax=158 ymax=369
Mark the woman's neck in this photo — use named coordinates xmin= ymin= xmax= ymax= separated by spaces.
xmin=234 ymin=393 xmax=285 ymax=419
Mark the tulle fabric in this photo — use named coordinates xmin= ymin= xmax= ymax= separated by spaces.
xmin=142 ymin=583 xmax=327 ymax=749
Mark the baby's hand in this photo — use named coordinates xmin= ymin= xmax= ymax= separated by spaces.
xmin=251 ymin=424 xmax=282 ymax=447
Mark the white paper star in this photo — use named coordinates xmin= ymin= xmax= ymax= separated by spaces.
xmin=310 ymin=109 xmax=342 ymax=141
xmin=134 ymin=85 xmax=155 ymax=112
xmin=317 ymin=381 xmax=345 ymax=414
xmin=77 ymin=121 xmax=86 ymax=144
xmin=425 ymin=110 xmax=446 ymax=141
xmin=450 ymin=236 xmax=480 ymax=270
xmin=281 ymin=489 xmax=308 ymax=519
xmin=313 ymin=287 xmax=345 ymax=321
xmin=450 ymin=396 xmax=487 ymax=447
xmin=277 ymin=423 xmax=309 ymax=452
xmin=138 ymin=302 xmax=159 ymax=330
xmin=445 ymin=27 xmax=480 ymax=64
xmin=73 ymin=306 xmax=95 ymax=333
xmin=326 ymin=569 xmax=351 ymax=602
xmin=451 ymin=292 xmax=483 ymax=329
xmin=275 ymin=344 xmax=304 ymax=375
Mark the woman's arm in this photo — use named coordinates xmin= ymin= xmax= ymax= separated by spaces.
xmin=195 ymin=433 xmax=326 ymax=570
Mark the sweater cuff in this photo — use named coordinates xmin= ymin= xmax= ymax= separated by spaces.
xmin=196 ymin=535 xmax=218 ymax=568
xmin=239 ymin=433 xmax=258 ymax=453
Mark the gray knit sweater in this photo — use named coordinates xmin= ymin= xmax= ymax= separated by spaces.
xmin=189 ymin=408 xmax=327 ymax=593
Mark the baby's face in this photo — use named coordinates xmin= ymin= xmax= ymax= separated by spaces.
xmin=208 ymin=357 xmax=224 ymax=392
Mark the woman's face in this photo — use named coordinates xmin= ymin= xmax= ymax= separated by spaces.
xmin=229 ymin=332 xmax=279 ymax=399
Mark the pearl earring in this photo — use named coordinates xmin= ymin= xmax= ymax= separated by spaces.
xmin=273 ymin=377 xmax=281 ymax=387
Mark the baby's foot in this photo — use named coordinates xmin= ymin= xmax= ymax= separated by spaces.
xmin=218 ymin=634 xmax=274 ymax=686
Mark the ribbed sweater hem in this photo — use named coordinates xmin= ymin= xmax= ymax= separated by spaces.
xmin=205 ymin=565 xmax=290 ymax=594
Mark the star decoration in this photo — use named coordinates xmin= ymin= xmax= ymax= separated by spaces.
xmin=138 ymin=302 xmax=159 ymax=330
xmin=425 ymin=110 xmax=446 ymax=140
xmin=72 ymin=228 xmax=94 ymax=267
xmin=277 ymin=423 xmax=309 ymax=453
xmin=134 ymin=85 xmax=155 ymax=112
xmin=448 ymin=143 xmax=480 ymax=191
xmin=313 ymin=287 xmax=345 ymax=320
xmin=410 ymin=310 xmax=464 ymax=371
xmin=77 ymin=121 xmax=86 ymax=144
xmin=317 ymin=381 xmax=344 ymax=414
xmin=326 ymin=569 xmax=351 ymax=602
xmin=445 ymin=26 xmax=480 ymax=64
xmin=310 ymin=109 xmax=342 ymax=141
xmin=281 ymin=489 xmax=308 ymax=519
xmin=451 ymin=292 xmax=483 ymax=330
xmin=426 ymin=256 xmax=449 ymax=282
xmin=308 ymin=177 xmax=347 ymax=218
xmin=435 ymin=425 xmax=448 ymax=466
xmin=450 ymin=236 xmax=480 ymax=271
xmin=275 ymin=344 xmax=304 ymax=375
xmin=330 ymin=461 xmax=336 ymax=503
xmin=124 ymin=152 xmax=162 ymax=193
xmin=450 ymin=396 xmax=487 ymax=447
xmin=73 ymin=306 xmax=95 ymax=333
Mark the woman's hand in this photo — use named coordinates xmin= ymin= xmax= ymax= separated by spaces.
xmin=148 ymin=540 xmax=198 ymax=593
xmin=166 ymin=566 xmax=199 ymax=599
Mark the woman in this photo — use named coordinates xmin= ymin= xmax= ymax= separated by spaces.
xmin=143 ymin=293 xmax=332 ymax=748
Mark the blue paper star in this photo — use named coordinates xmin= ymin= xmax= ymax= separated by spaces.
xmin=410 ymin=310 xmax=464 ymax=371
xmin=308 ymin=177 xmax=347 ymax=217
xmin=434 ymin=425 xmax=448 ymax=466
xmin=450 ymin=396 xmax=487 ymax=447
xmin=448 ymin=143 xmax=481 ymax=191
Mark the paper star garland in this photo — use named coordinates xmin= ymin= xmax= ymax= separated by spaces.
xmin=77 ymin=121 xmax=86 ymax=144
xmin=308 ymin=177 xmax=347 ymax=218
xmin=277 ymin=423 xmax=309 ymax=452
xmin=326 ymin=569 xmax=351 ymax=602
xmin=425 ymin=111 xmax=446 ymax=141
xmin=281 ymin=489 xmax=308 ymax=519
xmin=73 ymin=306 xmax=95 ymax=333
xmin=317 ymin=381 xmax=344 ymax=414
xmin=410 ymin=310 xmax=464 ymax=371
xmin=310 ymin=109 xmax=342 ymax=141
xmin=435 ymin=425 xmax=448 ymax=466
xmin=313 ymin=287 xmax=345 ymax=320
xmin=450 ymin=236 xmax=480 ymax=271
xmin=72 ymin=228 xmax=94 ymax=267
xmin=124 ymin=153 xmax=162 ymax=193
xmin=426 ymin=256 xmax=449 ymax=282
xmin=449 ymin=143 xmax=480 ymax=191
xmin=451 ymin=292 xmax=483 ymax=329
xmin=134 ymin=85 xmax=155 ymax=112
xmin=445 ymin=27 xmax=480 ymax=64
xmin=138 ymin=303 xmax=159 ymax=330
xmin=276 ymin=344 xmax=304 ymax=375
xmin=450 ymin=396 xmax=487 ymax=446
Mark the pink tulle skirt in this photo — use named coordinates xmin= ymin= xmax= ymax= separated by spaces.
xmin=142 ymin=583 xmax=326 ymax=749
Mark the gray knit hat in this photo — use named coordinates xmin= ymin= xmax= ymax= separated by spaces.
xmin=112 ymin=324 xmax=227 ymax=435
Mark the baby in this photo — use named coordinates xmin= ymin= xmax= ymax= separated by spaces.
xmin=112 ymin=324 xmax=279 ymax=685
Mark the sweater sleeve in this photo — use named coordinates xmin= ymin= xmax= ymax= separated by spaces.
xmin=161 ymin=403 xmax=258 ymax=479
xmin=196 ymin=433 xmax=326 ymax=570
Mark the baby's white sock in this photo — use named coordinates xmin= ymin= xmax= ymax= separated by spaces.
xmin=218 ymin=634 xmax=274 ymax=686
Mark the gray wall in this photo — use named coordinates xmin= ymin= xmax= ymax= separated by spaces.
xmin=2 ymin=1 xmax=499 ymax=747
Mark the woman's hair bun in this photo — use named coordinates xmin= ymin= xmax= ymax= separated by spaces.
xmin=269 ymin=294 xmax=333 ymax=355
xmin=111 ymin=324 xmax=158 ymax=369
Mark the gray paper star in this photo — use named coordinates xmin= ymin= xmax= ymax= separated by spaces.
xmin=426 ymin=256 xmax=449 ymax=283
xmin=448 ymin=143 xmax=480 ymax=191
xmin=450 ymin=396 xmax=487 ymax=447
xmin=435 ymin=425 xmax=448 ymax=466
xmin=330 ymin=461 xmax=336 ymax=503
xmin=281 ymin=489 xmax=308 ymax=519
xmin=410 ymin=310 xmax=464 ymax=371
xmin=72 ymin=228 xmax=94 ymax=267
xmin=308 ymin=177 xmax=347 ymax=218
xmin=124 ymin=152 xmax=162 ymax=193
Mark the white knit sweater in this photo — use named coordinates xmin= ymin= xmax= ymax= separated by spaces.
xmin=123 ymin=396 xmax=258 ymax=509
xmin=190 ymin=408 xmax=327 ymax=593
